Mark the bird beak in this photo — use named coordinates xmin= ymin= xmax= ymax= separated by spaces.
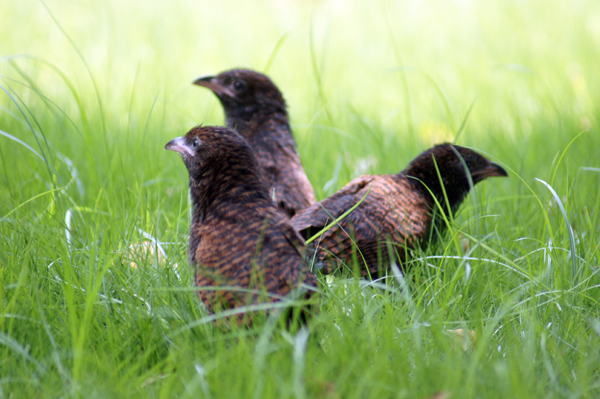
xmin=165 ymin=136 xmax=195 ymax=157
xmin=473 ymin=162 xmax=509 ymax=180
xmin=193 ymin=75 xmax=235 ymax=98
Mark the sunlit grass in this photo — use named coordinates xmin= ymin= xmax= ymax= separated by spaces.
xmin=1 ymin=0 xmax=600 ymax=397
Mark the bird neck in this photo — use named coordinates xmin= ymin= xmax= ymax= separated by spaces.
xmin=189 ymin=168 xmax=272 ymax=221
xmin=402 ymin=167 xmax=470 ymax=217
xmin=224 ymin=106 xmax=289 ymax=137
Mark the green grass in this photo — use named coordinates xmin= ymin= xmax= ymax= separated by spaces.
xmin=1 ymin=0 xmax=600 ymax=397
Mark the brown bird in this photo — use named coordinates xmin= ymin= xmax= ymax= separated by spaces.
xmin=291 ymin=144 xmax=508 ymax=279
xmin=193 ymin=68 xmax=316 ymax=217
xmin=165 ymin=125 xmax=318 ymax=325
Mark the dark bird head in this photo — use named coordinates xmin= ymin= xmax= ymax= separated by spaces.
xmin=402 ymin=143 xmax=508 ymax=214
xmin=193 ymin=69 xmax=287 ymax=125
xmin=165 ymin=125 xmax=271 ymax=213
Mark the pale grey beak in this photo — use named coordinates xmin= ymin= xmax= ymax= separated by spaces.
xmin=193 ymin=75 xmax=235 ymax=98
xmin=164 ymin=136 xmax=195 ymax=157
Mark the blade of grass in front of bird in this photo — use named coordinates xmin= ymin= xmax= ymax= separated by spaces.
xmin=305 ymin=184 xmax=372 ymax=245
xmin=433 ymin=155 xmax=463 ymax=259
xmin=450 ymin=144 xmax=480 ymax=228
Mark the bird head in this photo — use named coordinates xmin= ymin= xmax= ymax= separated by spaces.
xmin=164 ymin=125 xmax=261 ymax=184
xmin=403 ymin=143 xmax=508 ymax=214
xmin=193 ymin=69 xmax=287 ymax=122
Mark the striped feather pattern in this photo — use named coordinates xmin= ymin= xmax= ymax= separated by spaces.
xmin=292 ymin=144 xmax=508 ymax=278
xmin=166 ymin=125 xmax=318 ymax=325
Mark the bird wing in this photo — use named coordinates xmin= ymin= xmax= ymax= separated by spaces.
xmin=291 ymin=175 xmax=431 ymax=277
xmin=195 ymin=208 xmax=316 ymax=306
xmin=258 ymin=211 xmax=318 ymax=290
xmin=291 ymin=175 xmax=376 ymax=234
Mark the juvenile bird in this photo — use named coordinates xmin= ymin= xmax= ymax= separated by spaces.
xmin=291 ymin=144 xmax=508 ymax=279
xmin=165 ymin=125 xmax=318 ymax=325
xmin=193 ymin=69 xmax=316 ymax=217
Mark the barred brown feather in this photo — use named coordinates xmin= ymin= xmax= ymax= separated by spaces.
xmin=165 ymin=125 xmax=318 ymax=325
xmin=292 ymin=144 xmax=508 ymax=278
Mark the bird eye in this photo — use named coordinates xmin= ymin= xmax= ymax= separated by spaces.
xmin=233 ymin=80 xmax=246 ymax=91
xmin=192 ymin=138 xmax=200 ymax=149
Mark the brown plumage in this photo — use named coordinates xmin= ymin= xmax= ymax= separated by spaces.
xmin=291 ymin=144 xmax=508 ymax=279
xmin=165 ymin=125 xmax=318 ymax=324
xmin=193 ymin=68 xmax=316 ymax=217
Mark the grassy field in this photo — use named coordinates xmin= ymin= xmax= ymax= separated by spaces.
xmin=1 ymin=0 xmax=600 ymax=397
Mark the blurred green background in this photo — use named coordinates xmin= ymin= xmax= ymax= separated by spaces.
xmin=2 ymin=0 xmax=599 ymax=193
